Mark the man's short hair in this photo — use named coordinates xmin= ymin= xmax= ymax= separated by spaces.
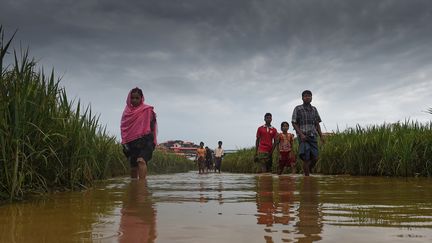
xmin=302 ymin=90 xmax=312 ymax=97
xmin=264 ymin=112 xmax=272 ymax=118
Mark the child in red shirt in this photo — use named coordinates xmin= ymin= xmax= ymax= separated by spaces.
xmin=254 ymin=113 xmax=278 ymax=173
xmin=275 ymin=121 xmax=296 ymax=175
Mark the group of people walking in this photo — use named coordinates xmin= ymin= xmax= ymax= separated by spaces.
xmin=119 ymin=87 xmax=324 ymax=179
xmin=255 ymin=90 xmax=325 ymax=176
xmin=195 ymin=141 xmax=224 ymax=174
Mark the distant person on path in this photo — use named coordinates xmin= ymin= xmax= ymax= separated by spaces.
xmin=121 ymin=87 xmax=157 ymax=180
xmin=274 ymin=121 xmax=296 ymax=175
xmin=214 ymin=141 xmax=224 ymax=173
xmin=254 ymin=113 xmax=278 ymax=173
xmin=196 ymin=142 xmax=206 ymax=174
xmin=205 ymin=146 xmax=213 ymax=173
xmin=291 ymin=90 xmax=324 ymax=176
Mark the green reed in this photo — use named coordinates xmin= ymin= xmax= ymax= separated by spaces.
xmin=319 ymin=121 xmax=432 ymax=177
xmin=222 ymin=144 xmax=301 ymax=174
xmin=220 ymin=148 xmax=261 ymax=173
xmin=0 ymin=49 xmax=125 ymax=200
xmin=148 ymin=150 xmax=195 ymax=174
xmin=0 ymin=28 xmax=193 ymax=201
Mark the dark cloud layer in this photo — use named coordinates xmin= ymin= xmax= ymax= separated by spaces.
xmin=1 ymin=0 xmax=432 ymax=148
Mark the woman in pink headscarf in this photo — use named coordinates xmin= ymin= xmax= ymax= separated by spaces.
xmin=121 ymin=87 xmax=157 ymax=179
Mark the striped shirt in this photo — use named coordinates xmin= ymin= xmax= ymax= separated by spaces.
xmin=292 ymin=104 xmax=322 ymax=136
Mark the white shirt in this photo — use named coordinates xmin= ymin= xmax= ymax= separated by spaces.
xmin=215 ymin=147 xmax=224 ymax=157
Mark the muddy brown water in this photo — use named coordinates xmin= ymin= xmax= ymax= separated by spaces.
xmin=0 ymin=172 xmax=431 ymax=243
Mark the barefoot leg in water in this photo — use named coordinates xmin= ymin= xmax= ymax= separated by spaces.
xmin=137 ymin=157 xmax=147 ymax=179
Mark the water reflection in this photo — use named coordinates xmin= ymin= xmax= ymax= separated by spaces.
xmin=275 ymin=176 xmax=295 ymax=226
xmin=199 ymin=180 xmax=209 ymax=203
xmin=256 ymin=175 xmax=276 ymax=227
xmin=1 ymin=173 xmax=432 ymax=243
xmin=118 ymin=180 xmax=157 ymax=243
xmin=255 ymin=175 xmax=323 ymax=242
xmin=255 ymin=175 xmax=298 ymax=242
xmin=0 ymin=183 xmax=123 ymax=242
xmin=217 ymin=181 xmax=224 ymax=205
xmin=321 ymin=176 xmax=432 ymax=228
xmin=295 ymin=177 xmax=323 ymax=242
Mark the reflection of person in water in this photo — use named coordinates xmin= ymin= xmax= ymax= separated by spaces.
xmin=256 ymin=175 xmax=276 ymax=227
xmin=217 ymin=181 xmax=224 ymax=205
xmin=274 ymin=176 xmax=295 ymax=225
xmin=256 ymin=175 xmax=297 ymax=243
xmin=119 ymin=180 xmax=157 ymax=243
xmin=295 ymin=177 xmax=322 ymax=242
xmin=199 ymin=180 xmax=209 ymax=203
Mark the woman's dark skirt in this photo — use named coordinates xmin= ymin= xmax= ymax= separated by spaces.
xmin=122 ymin=134 xmax=155 ymax=167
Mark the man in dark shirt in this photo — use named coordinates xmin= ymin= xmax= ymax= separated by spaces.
xmin=205 ymin=146 xmax=213 ymax=173
xmin=292 ymin=90 xmax=325 ymax=176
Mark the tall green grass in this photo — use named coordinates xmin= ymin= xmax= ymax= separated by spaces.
xmin=0 ymin=29 xmax=126 ymax=200
xmin=0 ymin=27 xmax=193 ymax=201
xmin=224 ymin=121 xmax=432 ymax=177
xmin=319 ymin=121 xmax=432 ymax=177
xmin=148 ymin=151 xmax=195 ymax=174
xmin=222 ymin=145 xmax=301 ymax=174
xmin=220 ymin=148 xmax=261 ymax=173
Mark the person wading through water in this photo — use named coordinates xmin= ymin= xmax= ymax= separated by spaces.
xmin=121 ymin=87 xmax=157 ymax=180
xmin=291 ymin=90 xmax=324 ymax=176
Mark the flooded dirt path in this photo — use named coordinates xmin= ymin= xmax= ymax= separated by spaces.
xmin=1 ymin=172 xmax=432 ymax=242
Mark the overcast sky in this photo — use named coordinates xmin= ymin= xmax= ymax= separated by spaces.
xmin=1 ymin=0 xmax=432 ymax=149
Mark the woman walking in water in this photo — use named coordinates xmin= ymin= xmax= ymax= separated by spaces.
xmin=121 ymin=87 xmax=157 ymax=180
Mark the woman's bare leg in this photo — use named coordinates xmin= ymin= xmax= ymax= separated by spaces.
xmin=137 ymin=157 xmax=147 ymax=179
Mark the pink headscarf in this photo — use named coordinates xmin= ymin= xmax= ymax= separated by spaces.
xmin=120 ymin=88 xmax=157 ymax=145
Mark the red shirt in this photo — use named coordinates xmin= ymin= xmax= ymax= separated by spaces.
xmin=256 ymin=125 xmax=278 ymax=152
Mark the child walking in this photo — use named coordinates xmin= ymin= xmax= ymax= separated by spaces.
xmin=274 ymin=121 xmax=296 ymax=175
xmin=196 ymin=142 xmax=206 ymax=174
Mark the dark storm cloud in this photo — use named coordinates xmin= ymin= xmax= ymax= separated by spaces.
xmin=3 ymin=0 xmax=432 ymax=72
xmin=1 ymin=0 xmax=432 ymax=147
xmin=4 ymin=0 xmax=432 ymax=46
